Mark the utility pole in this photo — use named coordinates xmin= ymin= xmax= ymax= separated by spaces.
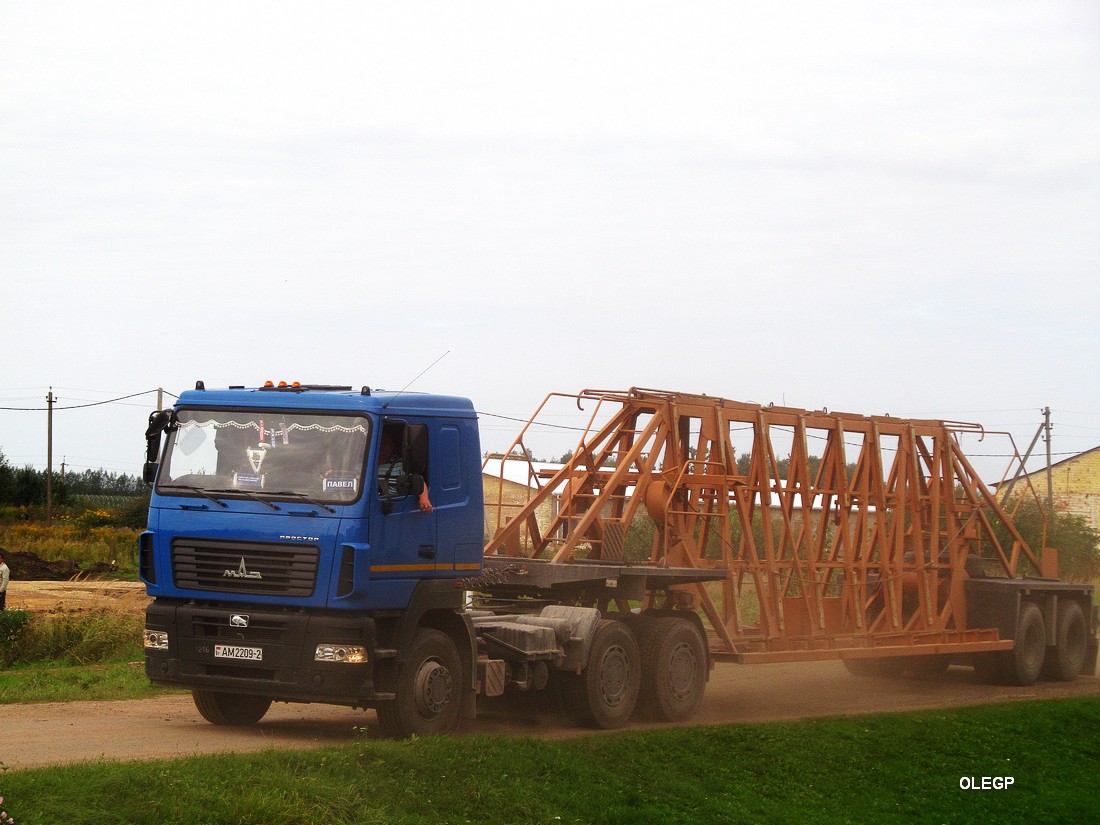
xmin=47 ymin=388 xmax=55 ymax=523
xmin=1043 ymin=406 xmax=1053 ymax=508
xmin=157 ymin=386 xmax=164 ymax=411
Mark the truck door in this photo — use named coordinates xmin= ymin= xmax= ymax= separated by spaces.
xmin=371 ymin=419 xmax=440 ymax=578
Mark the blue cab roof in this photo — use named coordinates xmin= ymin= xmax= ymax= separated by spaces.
xmin=174 ymin=384 xmax=477 ymax=418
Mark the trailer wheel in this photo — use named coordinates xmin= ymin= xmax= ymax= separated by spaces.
xmin=1042 ymin=600 xmax=1088 ymax=682
xmin=192 ymin=690 xmax=272 ymax=726
xmin=561 ymin=620 xmax=640 ymax=729
xmin=637 ymin=617 xmax=707 ymax=722
xmin=1001 ymin=601 xmax=1046 ymax=686
xmin=377 ymin=628 xmax=462 ymax=738
xmin=843 ymin=657 xmax=907 ymax=678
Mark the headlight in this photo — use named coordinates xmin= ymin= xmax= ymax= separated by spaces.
xmin=144 ymin=629 xmax=169 ymax=650
xmin=315 ymin=644 xmax=367 ymax=664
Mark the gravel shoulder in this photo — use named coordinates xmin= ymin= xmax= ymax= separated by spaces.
xmin=4 ymin=659 xmax=1098 ymax=772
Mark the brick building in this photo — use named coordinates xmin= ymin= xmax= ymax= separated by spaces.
xmin=481 ymin=457 xmax=563 ymax=546
xmin=1000 ymin=446 xmax=1100 ymax=532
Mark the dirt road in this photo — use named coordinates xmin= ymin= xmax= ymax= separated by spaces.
xmin=4 ymin=659 xmax=1098 ymax=772
xmin=4 ymin=579 xmax=150 ymax=614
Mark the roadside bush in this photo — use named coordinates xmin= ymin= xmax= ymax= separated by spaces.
xmin=0 ymin=610 xmax=31 ymax=659
xmin=0 ymin=608 xmax=143 ymax=667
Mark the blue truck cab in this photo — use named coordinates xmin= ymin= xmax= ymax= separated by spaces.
xmin=141 ymin=382 xmax=484 ymax=735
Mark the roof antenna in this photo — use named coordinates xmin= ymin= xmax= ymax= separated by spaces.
xmin=382 ymin=351 xmax=450 ymax=409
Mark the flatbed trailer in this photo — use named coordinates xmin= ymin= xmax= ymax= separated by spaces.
xmin=481 ymin=388 xmax=1097 ymax=688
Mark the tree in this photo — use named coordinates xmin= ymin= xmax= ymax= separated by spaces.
xmin=991 ymin=498 xmax=1100 ymax=582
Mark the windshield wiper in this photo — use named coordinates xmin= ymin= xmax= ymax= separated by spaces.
xmin=265 ymin=490 xmax=337 ymax=513
xmin=208 ymin=488 xmax=281 ymax=511
xmin=158 ymin=484 xmax=228 ymax=508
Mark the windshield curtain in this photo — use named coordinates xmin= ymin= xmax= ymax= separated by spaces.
xmin=158 ymin=408 xmax=371 ymax=504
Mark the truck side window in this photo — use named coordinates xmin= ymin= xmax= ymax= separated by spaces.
xmin=378 ymin=422 xmax=405 ymax=496
xmin=378 ymin=420 xmax=433 ymax=513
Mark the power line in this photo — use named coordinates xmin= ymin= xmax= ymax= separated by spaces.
xmin=0 ymin=388 xmax=160 ymax=411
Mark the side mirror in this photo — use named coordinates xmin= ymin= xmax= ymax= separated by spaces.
xmin=405 ymin=424 xmax=429 ymax=477
xmin=395 ymin=474 xmax=425 ymax=497
xmin=143 ymin=410 xmax=173 ymax=484
xmin=381 ymin=474 xmax=424 ymax=515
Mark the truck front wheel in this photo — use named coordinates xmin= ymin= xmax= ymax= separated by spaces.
xmin=377 ymin=628 xmax=463 ymax=738
xmin=192 ymin=690 xmax=272 ymax=726
xmin=561 ymin=619 xmax=641 ymax=729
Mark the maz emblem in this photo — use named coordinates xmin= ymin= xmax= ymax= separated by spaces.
xmin=224 ymin=557 xmax=263 ymax=580
xmin=230 ymin=614 xmax=250 ymax=628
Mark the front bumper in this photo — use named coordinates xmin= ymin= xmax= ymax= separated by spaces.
xmin=144 ymin=600 xmax=381 ymax=706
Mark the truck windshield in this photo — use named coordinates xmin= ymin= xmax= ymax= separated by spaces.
xmin=157 ymin=409 xmax=370 ymax=505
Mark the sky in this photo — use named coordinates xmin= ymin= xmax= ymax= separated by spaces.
xmin=1 ymin=1 xmax=1098 ymax=483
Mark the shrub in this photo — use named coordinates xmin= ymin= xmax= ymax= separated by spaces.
xmin=0 ymin=610 xmax=31 ymax=654
xmin=0 ymin=608 xmax=143 ymax=667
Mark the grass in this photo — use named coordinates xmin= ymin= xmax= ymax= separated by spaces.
xmin=1 ymin=607 xmax=145 ymax=667
xmin=0 ymin=659 xmax=176 ymax=704
xmin=1 ymin=697 xmax=1097 ymax=824
xmin=0 ymin=601 xmax=182 ymax=703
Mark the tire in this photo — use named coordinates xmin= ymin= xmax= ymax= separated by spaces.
xmin=637 ymin=617 xmax=707 ymax=722
xmin=1000 ymin=601 xmax=1046 ymax=686
xmin=376 ymin=628 xmax=463 ymax=738
xmin=561 ymin=620 xmax=641 ymax=729
xmin=1042 ymin=600 xmax=1088 ymax=682
xmin=192 ymin=690 xmax=272 ymax=726
xmin=843 ymin=657 xmax=908 ymax=678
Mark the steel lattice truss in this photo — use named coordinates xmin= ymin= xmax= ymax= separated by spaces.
xmin=484 ymin=388 xmax=1051 ymax=660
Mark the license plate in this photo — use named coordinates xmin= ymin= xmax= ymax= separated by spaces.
xmin=214 ymin=644 xmax=263 ymax=661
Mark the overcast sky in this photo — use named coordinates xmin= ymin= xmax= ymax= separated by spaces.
xmin=2 ymin=1 xmax=1098 ymax=483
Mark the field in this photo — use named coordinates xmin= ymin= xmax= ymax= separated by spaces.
xmin=1 ymin=697 xmax=1098 ymax=824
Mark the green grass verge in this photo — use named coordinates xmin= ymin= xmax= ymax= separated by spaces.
xmin=0 ymin=659 xmax=180 ymax=704
xmin=2 ymin=697 xmax=1097 ymax=825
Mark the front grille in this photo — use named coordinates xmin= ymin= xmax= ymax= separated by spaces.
xmin=190 ymin=613 xmax=289 ymax=643
xmin=172 ymin=538 xmax=319 ymax=597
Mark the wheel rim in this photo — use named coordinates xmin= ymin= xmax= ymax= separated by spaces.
xmin=667 ymin=641 xmax=699 ymax=702
xmin=413 ymin=658 xmax=453 ymax=717
xmin=597 ymin=644 xmax=631 ymax=707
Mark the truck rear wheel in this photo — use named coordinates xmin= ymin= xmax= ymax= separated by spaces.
xmin=637 ymin=617 xmax=707 ymax=722
xmin=377 ymin=628 xmax=462 ymax=738
xmin=1001 ymin=601 xmax=1046 ymax=686
xmin=1042 ymin=600 xmax=1087 ymax=682
xmin=192 ymin=690 xmax=272 ymax=726
xmin=561 ymin=620 xmax=640 ymax=729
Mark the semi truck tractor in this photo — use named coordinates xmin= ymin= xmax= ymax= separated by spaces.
xmin=141 ymin=383 xmax=1096 ymax=736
